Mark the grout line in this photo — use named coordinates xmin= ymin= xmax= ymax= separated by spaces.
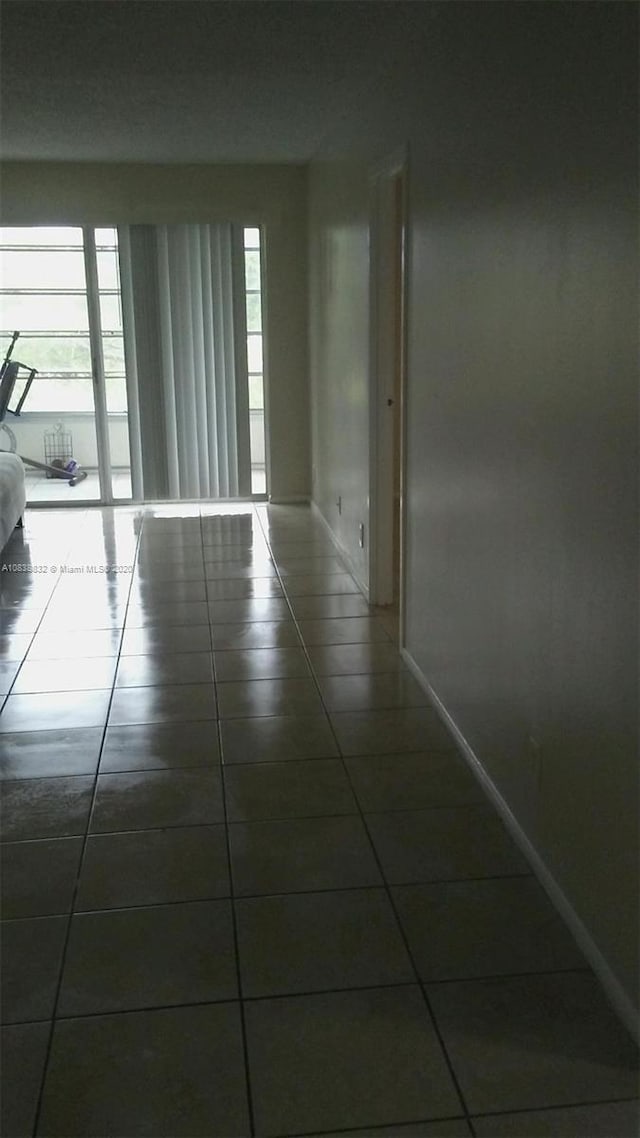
xmin=29 ymin=514 xmax=142 ymax=1138
xmin=203 ymin=506 xmax=256 ymax=1138
xmin=251 ymin=505 xmax=479 ymax=1137
xmin=2 ymin=872 xmax=536 ymax=904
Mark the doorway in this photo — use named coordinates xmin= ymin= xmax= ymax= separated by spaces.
xmin=369 ymin=155 xmax=407 ymax=644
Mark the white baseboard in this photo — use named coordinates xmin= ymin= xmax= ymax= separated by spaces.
xmin=267 ymin=494 xmax=311 ymax=505
xmin=400 ymin=645 xmax=640 ymax=1046
xmin=311 ymin=501 xmax=370 ymax=601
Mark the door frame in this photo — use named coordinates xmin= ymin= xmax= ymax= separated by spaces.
xmin=368 ymin=147 xmax=409 ymax=642
xmin=83 ymin=226 xmax=114 ymax=505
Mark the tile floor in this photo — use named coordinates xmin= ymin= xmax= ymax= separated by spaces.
xmin=0 ymin=502 xmax=638 ymax=1138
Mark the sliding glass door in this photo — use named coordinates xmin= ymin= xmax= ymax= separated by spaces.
xmin=0 ymin=226 xmax=131 ymax=504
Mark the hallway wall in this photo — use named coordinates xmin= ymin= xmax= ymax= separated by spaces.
xmin=0 ymin=162 xmax=310 ymax=502
xmin=308 ymin=3 xmax=638 ymax=1020
xmin=308 ymin=163 xmax=371 ymax=589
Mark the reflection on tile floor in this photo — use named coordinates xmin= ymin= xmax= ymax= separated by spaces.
xmin=0 ymin=502 xmax=638 ymax=1138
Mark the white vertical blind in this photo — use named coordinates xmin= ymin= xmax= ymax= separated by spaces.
xmin=118 ymin=223 xmax=251 ymax=500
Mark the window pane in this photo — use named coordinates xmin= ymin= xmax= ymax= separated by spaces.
xmin=106 ymin=377 xmax=128 ymax=414
xmin=244 ymin=227 xmax=261 ymax=249
xmin=95 ymin=228 xmax=118 ymax=247
xmin=2 ymin=335 xmax=91 ymax=374
xmin=0 ymin=292 xmax=89 ymax=331
xmin=97 ymin=249 xmax=119 ymax=290
xmin=249 ymin=374 xmax=264 ymax=410
xmin=99 ymin=294 xmax=122 ymax=332
xmin=247 ymin=334 xmax=263 ymax=373
xmin=103 ymin=335 xmax=125 ymax=376
xmin=0 ymin=249 xmax=86 ymax=290
xmin=20 ymin=377 xmax=95 ymax=413
xmin=244 ymin=251 xmax=261 ymax=290
xmin=246 ymin=291 xmax=262 ymax=332
xmin=0 ymin=227 xmax=82 ymax=247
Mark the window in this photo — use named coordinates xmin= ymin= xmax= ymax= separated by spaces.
xmin=0 ymin=226 xmax=126 ymax=413
xmin=244 ymin=226 xmax=266 ymax=494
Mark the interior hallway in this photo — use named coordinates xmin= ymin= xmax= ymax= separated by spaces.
xmin=0 ymin=503 xmax=638 ymax=1138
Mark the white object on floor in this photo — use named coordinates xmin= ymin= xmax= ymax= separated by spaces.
xmin=0 ymin=452 xmax=26 ymax=550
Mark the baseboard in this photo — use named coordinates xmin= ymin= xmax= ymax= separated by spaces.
xmin=267 ymin=494 xmax=310 ymax=505
xmin=311 ymin=501 xmax=370 ymax=601
xmin=400 ymin=645 xmax=640 ymax=1046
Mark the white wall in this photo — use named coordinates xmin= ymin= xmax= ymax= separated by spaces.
xmin=308 ymin=4 xmax=638 ymax=1018
xmin=0 ymin=162 xmax=309 ymax=501
xmin=308 ymin=163 xmax=371 ymax=587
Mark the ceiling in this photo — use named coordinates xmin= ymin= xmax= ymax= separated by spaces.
xmin=0 ymin=1 xmax=421 ymax=164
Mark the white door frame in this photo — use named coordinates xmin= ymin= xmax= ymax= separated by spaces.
xmin=368 ymin=148 xmax=409 ymax=640
xmin=83 ymin=226 xmax=114 ymax=505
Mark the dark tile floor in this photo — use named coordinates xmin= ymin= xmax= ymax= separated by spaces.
xmin=0 ymin=503 xmax=638 ymax=1138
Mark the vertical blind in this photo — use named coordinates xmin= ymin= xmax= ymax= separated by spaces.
xmin=118 ymin=223 xmax=251 ymax=500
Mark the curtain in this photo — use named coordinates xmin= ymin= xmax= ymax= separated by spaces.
xmin=119 ymin=223 xmax=251 ymax=500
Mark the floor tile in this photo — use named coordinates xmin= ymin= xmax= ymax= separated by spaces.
xmin=1 ymin=836 xmax=83 ymax=918
xmin=393 ymin=877 xmax=586 ymax=981
xmin=331 ymin=708 xmax=455 ymax=755
xmin=0 ymin=690 xmax=111 ymax=733
xmin=120 ymin=624 xmax=212 ymax=655
xmin=218 ymin=676 xmax=323 ymax=719
xmin=205 ymin=560 xmax=277 ymax=579
xmin=27 ymin=628 xmax=122 ymax=659
xmin=472 ymin=1100 xmax=640 ymax=1137
xmin=125 ymin=600 xmax=210 ymax=627
xmin=313 ymin=1122 xmax=472 ymax=1137
xmin=211 ymin=620 xmax=300 ymax=650
xmin=307 ymin=641 xmax=406 ymax=675
xmin=208 ymin=597 xmax=292 ymax=623
xmin=115 ymin=651 xmax=214 ymax=687
xmin=428 ymin=972 xmax=640 ymax=1113
xmin=108 ymin=682 xmax=217 ymax=726
xmin=1 ymin=916 xmax=67 ymax=1023
xmin=1 ymin=776 xmax=94 ymax=841
xmin=0 ymin=661 xmax=20 ymax=694
xmin=130 ymin=578 xmax=208 ymax=604
xmin=1 ymin=1021 xmax=51 ymax=1138
xmin=269 ymin=540 xmax=337 ymax=560
xmin=290 ymin=594 xmax=371 ymax=620
xmin=91 ymin=767 xmax=224 ymax=832
xmin=0 ymin=727 xmax=103 ymax=780
xmin=203 ymin=547 xmax=271 ymax=566
xmin=346 ymin=752 xmax=484 ymax=812
xmin=221 ymin=713 xmax=338 ymax=764
xmin=100 ymin=721 xmax=220 ymax=772
xmin=214 ymin=646 xmax=311 ymax=682
xmin=276 ymin=556 xmax=347 ymax=576
xmin=37 ymin=606 xmax=126 ymax=633
xmin=236 ymin=888 xmax=413 ymax=997
xmin=38 ymin=1003 xmax=249 ymax=1137
xmin=319 ymin=671 xmax=430 ymax=712
xmin=58 ymin=900 xmax=236 ymax=1015
xmin=282 ymin=572 xmax=360 ymax=596
xmin=297 ymin=617 xmax=391 ymax=645
xmin=224 ymin=758 xmax=356 ymax=822
xmin=0 ymin=610 xmax=42 ymax=635
xmin=206 ymin=576 xmax=283 ymax=599
xmin=137 ymin=551 xmax=204 ymax=572
xmin=0 ymin=633 xmax=37 ymax=661
xmin=11 ymin=656 xmax=117 ymax=694
xmin=229 ymin=815 xmax=382 ymax=895
xmin=134 ymin=564 xmax=205 ymax=583
xmin=245 ymin=986 xmax=461 ymax=1135
xmin=366 ymin=806 xmax=529 ymax=884
xmin=76 ymin=825 xmax=230 ymax=909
